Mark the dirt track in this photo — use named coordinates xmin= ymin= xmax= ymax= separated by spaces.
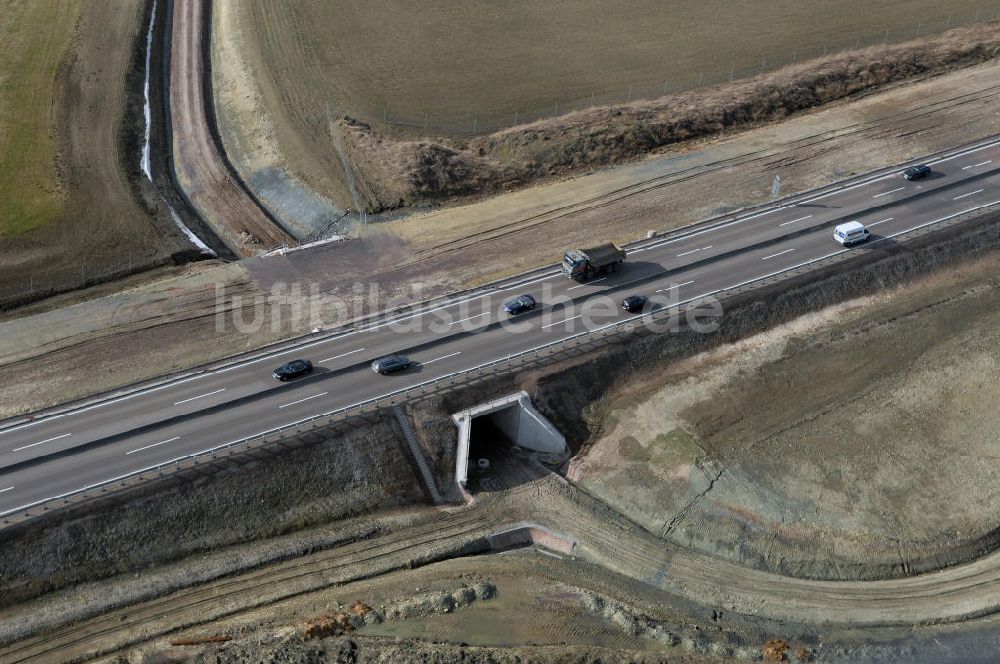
xmin=10 ymin=471 xmax=1000 ymax=662
xmin=170 ymin=0 xmax=294 ymax=254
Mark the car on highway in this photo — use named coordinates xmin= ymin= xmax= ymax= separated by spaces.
xmin=902 ymin=164 xmax=931 ymax=180
xmin=620 ymin=295 xmax=649 ymax=313
xmin=272 ymin=359 xmax=313 ymax=381
xmin=833 ymin=221 xmax=870 ymax=247
xmin=503 ymin=294 xmax=537 ymax=315
xmin=371 ymin=354 xmax=411 ymax=374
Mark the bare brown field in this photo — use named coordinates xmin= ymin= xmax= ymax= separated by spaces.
xmin=0 ymin=0 xmax=194 ymax=308
xmin=225 ymin=0 xmax=999 ymax=210
xmin=342 ymin=23 xmax=1000 ymax=211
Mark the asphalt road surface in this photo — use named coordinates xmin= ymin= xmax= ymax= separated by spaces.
xmin=2 ymin=137 xmax=1000 ymax=515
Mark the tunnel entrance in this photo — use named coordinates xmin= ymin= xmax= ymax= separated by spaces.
xmin=452 ymin=392 xmax=569 ymax=494
xmin=466 ymin=416 xmax=516 ymax=492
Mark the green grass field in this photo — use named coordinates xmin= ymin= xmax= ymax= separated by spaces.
xmin=0 ymin=0 xmax=80 ymax=237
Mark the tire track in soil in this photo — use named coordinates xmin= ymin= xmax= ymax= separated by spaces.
xmin=169 ymin=0 xmax=295 ymax=255
xmin=0 ymin=510 xmax=504 ymax=663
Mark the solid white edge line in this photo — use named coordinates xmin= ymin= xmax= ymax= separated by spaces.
xmin=0 ymin=375 xmax=206 ymax=437
xmin=172 ymin=388 xmax=226 ymax=406
xmin=953 ymin=189 xmax=984 ymax=201
xmin=319 ymin=348 xmax=365 ymax=363
xmin=12 ymin=432 xmax=71 ymax=452
xmin=631 ymin=138 xmax=1000 ymax=257
xmin=7 ymin=149 xmax=1000 ymax=516
xmin=542 ymin=314 xmax=584 ymax=329
xmin=6 ymin=139 xmax=999 ymax=440
xmin=9 ymin=138 xmax=1000 ymax=438
xmin=215 ymin=336 xmax=348 ymax=373
xmin=421 ymin=351 xmax=462 ymax=365
xmin=761 ymin=248 xmax=796 ymax=261
xmin=6 ymin=194 xmax=1000 ymax=518
xmin=873 ymin=186 xmax=906 ymax=198
xmin=278 ymin=392 xmax=329 ymax=410
xmin=126 ymin=436 xmax=181 ymax=455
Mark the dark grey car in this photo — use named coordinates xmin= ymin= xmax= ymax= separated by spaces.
xmin=272 ymin=359 xmax=313 ymax=381
xmin=503 ymin=294 xmax=537 ymax=315
xmin=620 ymin=295 xmax=649 ymax=313
xmin=371 ymin=355 xmax=411 ymax=374
xmin=902 ymin=164 xmax=931 ymax=180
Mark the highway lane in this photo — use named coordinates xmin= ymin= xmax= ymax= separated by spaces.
xmin=3 ymin=137 xmax=999 ymax=466
xmin=2 ymin=138 xmax=1000 ymax=513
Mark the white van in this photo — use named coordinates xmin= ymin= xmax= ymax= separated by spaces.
xmin=833 ymin=221 xmax=870 ymax=247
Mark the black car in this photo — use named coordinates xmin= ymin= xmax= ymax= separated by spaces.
xmin=371 ymin=355 xmax=411 ymax=374
xmin=620 ymin=295 xmax=649 ymax=313
xmin=902 ymin=164 xmax=931 ymax=180
xmin=272 ymin=359 xmax=313 ymax=381
xmin=503 ymin=294 xmax=537 ymax=315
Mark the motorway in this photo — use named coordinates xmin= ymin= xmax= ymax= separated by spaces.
xmin=2 ymin=137 xmax=1000 ymax=516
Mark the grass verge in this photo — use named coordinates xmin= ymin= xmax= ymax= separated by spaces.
xmin=0 ymin=0 xmax=80 ymax=236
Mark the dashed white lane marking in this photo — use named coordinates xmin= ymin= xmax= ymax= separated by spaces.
xmin=954 ymin=189 xmax=984 ymax=201
xmin=173 ymin=388 xmax=226 ymax=406
xmin=962 ymin=160 xmax=992 ymax=169
xmin=126 ymin=436 xmax=181 ymax=455
xmin=761 ymin=248 xmax=796 ymax=261
xmin=867 ymin=217 xmax=894 ymax=227
xmin=779 ymin=214 xmax=813 ymax=227
xmin=542 ymin=314 xmax=584 ymax=329
xmin=319 ymin=348 xmax=365 ymax=363
xmin=873 ymin=186 xmax=906 ymax=198
xmin=567 ymin=277 xmax=608 ymax=290
xmin=448 ymin=313 xmax=490 ymax=326
xmin=279 ymin=392 xmax=329 ymax=409
xmin=0 ymin=487 xmax=13 ymax=493
xmin=656 ymin=280 xmax=695 ymax=293
xmin=12 ymin=432 xmax=71 ymax=453
xmin=421 ymin=351 xmax=462 ymax=365
xmin=677 ymin=245 xmax=713 ymax=257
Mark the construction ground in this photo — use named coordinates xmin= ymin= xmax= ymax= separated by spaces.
xmin=6 ymin=6 xmax=1000 ymax=663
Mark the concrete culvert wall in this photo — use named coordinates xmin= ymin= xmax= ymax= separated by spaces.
xmin=452 ymin=392 xmax=568 ymax=488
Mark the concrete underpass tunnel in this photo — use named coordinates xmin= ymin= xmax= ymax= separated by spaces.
xmin=452 ymin=391 xmax=569 ymax=494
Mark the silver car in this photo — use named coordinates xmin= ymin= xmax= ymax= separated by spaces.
xmin=371 ymin=355 xmax=411 ymax=374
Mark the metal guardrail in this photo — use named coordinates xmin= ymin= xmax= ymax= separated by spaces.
xmin=4 ymin=134 xmax=996 ymax=438
xmin=2 ymin=199 xmax=998 ymax=527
